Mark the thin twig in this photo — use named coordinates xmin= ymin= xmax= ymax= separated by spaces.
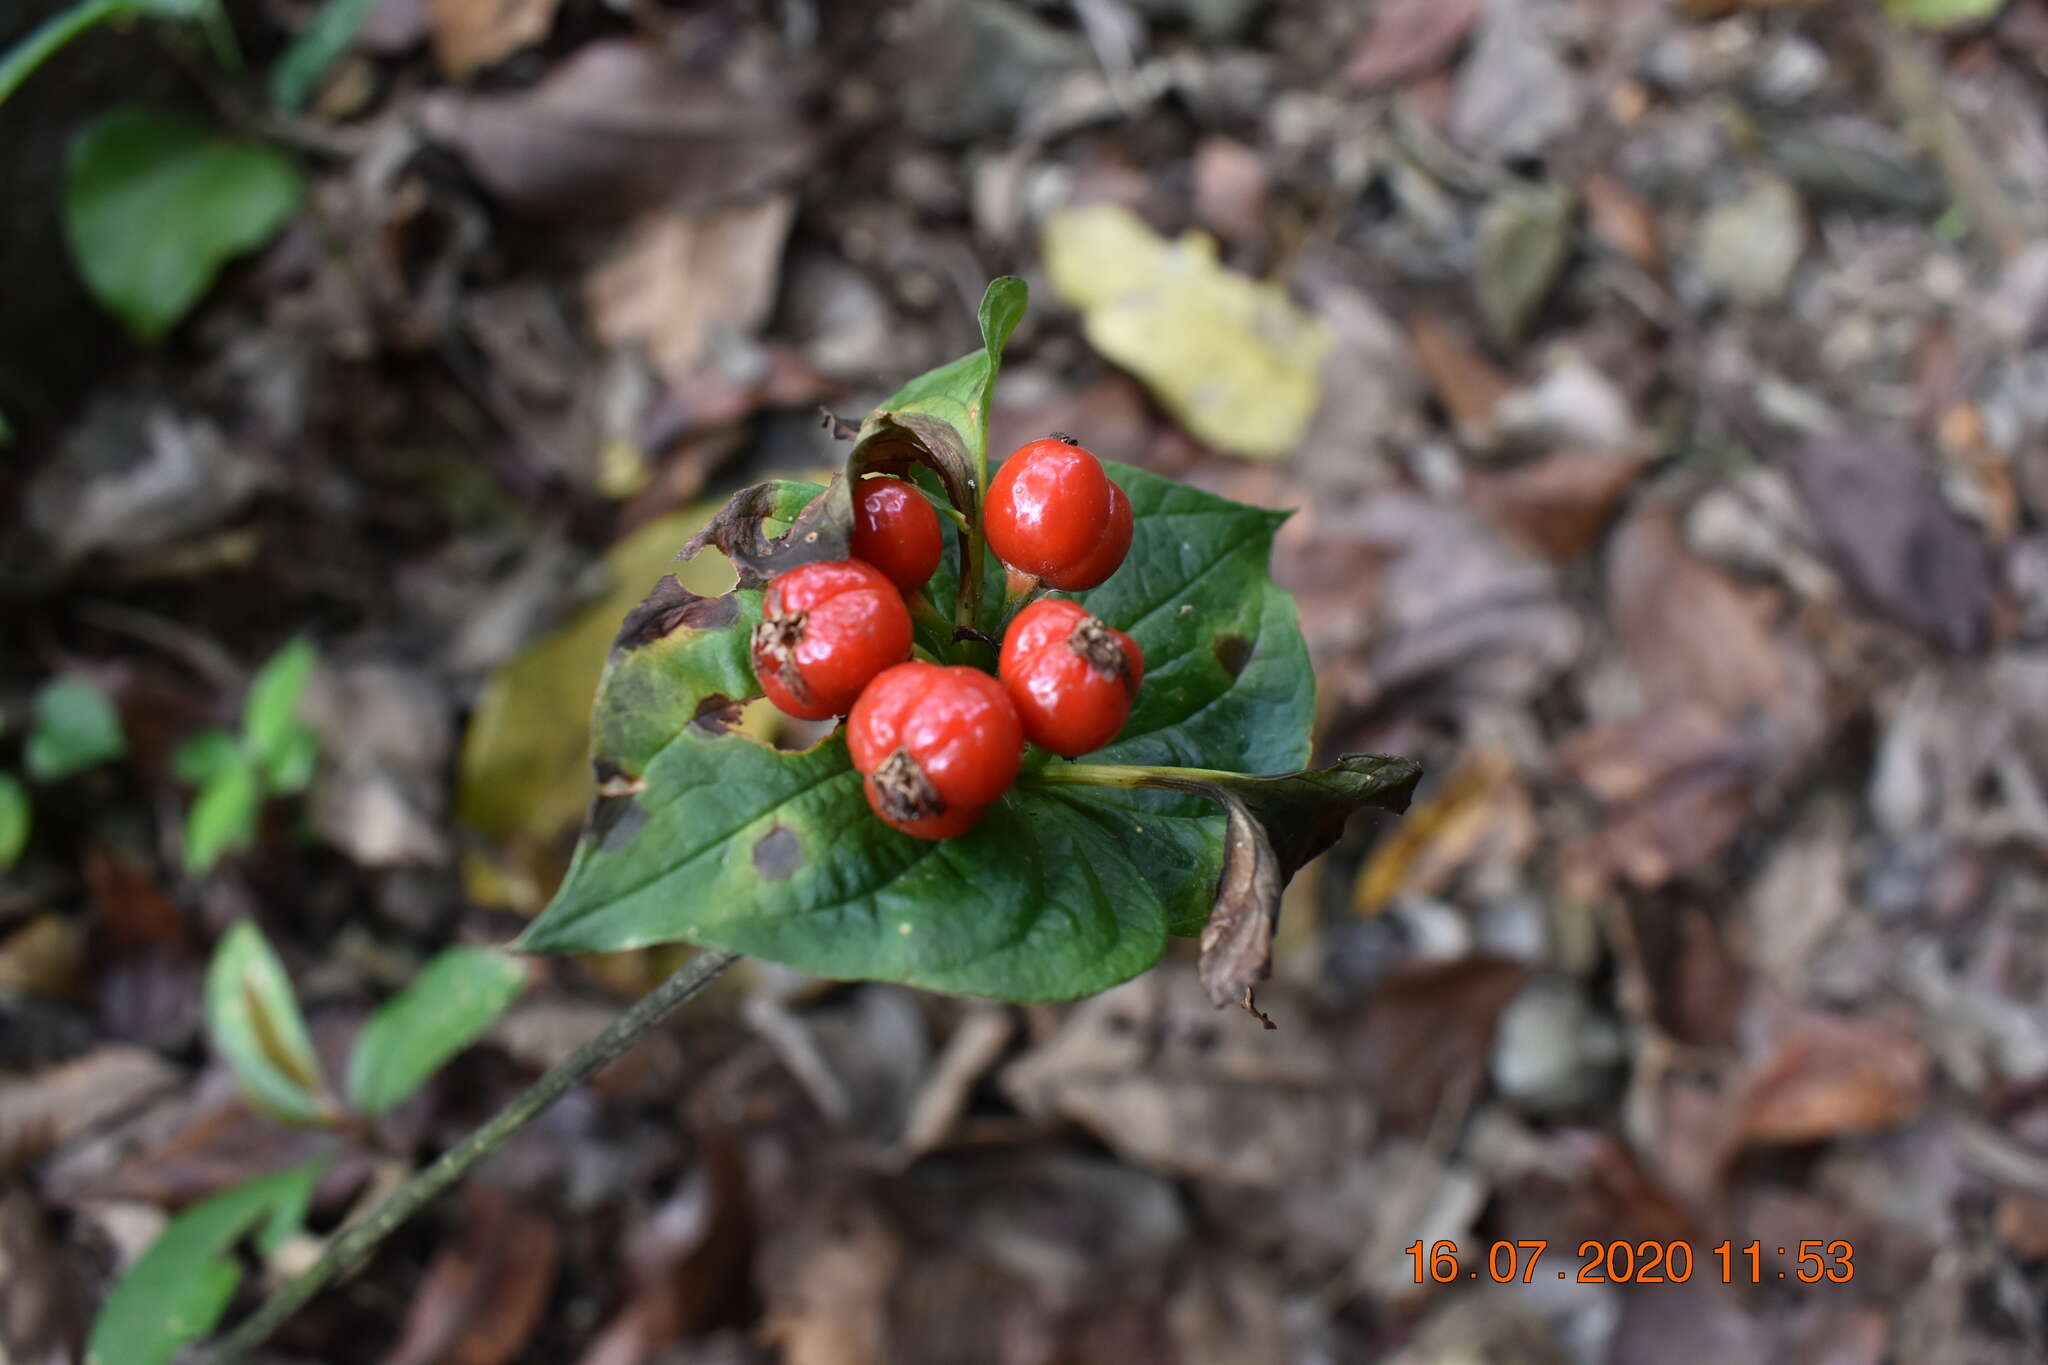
xmin=202 ymin=949 xmax=740 ymax=1362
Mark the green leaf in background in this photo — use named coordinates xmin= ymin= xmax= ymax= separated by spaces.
xmin=185 ymin=760 xmax=262 ymax=874
xmin=25 ymin=677 xmax=125 ymax=781
xmin=242 ymin=637 xmax=316 ymax=771
xmin=345 ymin=946 xmax=527 ymax=1115
xmin=1882 ymin=0 xmax=2006 ymax=29
xmin=65 ymin=108 xmax=302 ymax=343
xmin=518 ymin=460 xmax=1316 ymax=1000
xmin=173 ymin=729 xmax=242 ymax=787
xmin=86 ymin=1158 xmax=325 ymax=1365
xmin=0 ymin=773 xmax=28 ymax=870
xmin=270 ymin=0 xmax=380 ymax=109
xmin=204 ymin=919 xmax=332 ymax=1124
xmin=262 ymin=726 xmax=320 ymax=795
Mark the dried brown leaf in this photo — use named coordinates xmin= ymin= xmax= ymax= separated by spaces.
xmin=1466 ymin=450 xmax=1642 ymax=560
xmin=1343 ymin=0 xmax=1482 ymax=87
xmin=1406 ymin=309 xmax=1511 ymax=441
xmin=0 ymin=1047 xmax=180 ymax=1169
xmin=1739 ymin=1010 xmax=1931 ymax=1147
xmin=381 ymin=1184 xmax=560 ymax=1365
xmin=1348 ymin=958 xmax=1528 ymax=1133
xmin=1582 ymin=169 xmax=1664 ymax=273
xmin=585 ymin=198 xmax=796 ymax=386
xmin=418 ymin=42 xmax=814 ymax=221
xmin=428 ymin=0 xmax=560 ymax=80
xmin=1791 ymin=432 xmax=1995 ymax=654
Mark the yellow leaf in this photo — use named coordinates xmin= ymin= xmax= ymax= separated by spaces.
xmin=456 ymin=505 xmax=774 ymax=910
xmin=1042 ymin=204 xmax=1331 ymax=460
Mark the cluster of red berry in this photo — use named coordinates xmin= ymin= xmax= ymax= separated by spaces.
xmin=749 ymin=436 xmax=1142 ymax=840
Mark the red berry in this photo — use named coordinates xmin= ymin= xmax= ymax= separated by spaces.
xmin=998 ymin=599 xmax=1144 ymax=757
xmin=847 ymin=662 xmax=1023 ymax=839
xmin=850 ymin=475 xmax=943 ymax=593
xmin=752 ymin=559 xmax=912 ymax=721
xmin=985 ymin=436 xmax=1131 ymax=590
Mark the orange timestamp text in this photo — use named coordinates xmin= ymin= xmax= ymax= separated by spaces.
xmin=1404 ymin=1239 xmax=1856 ymax=1285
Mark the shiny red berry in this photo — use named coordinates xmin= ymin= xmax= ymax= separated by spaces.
xmin=998 ymin=599 xmax=1144 ymax=757
xmin=850 ymin=475 xmax=943 ymax=593
xmin=985 ymin=435 xmax=1131 ymax=591
xmin=752 ymin=559 xmax=912 ymax=721
xmin=847 ymin=662 xmax=1023 ymax=840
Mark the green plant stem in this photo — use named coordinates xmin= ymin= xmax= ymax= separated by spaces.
xmin=202 ymin=948 xmax=740 ymax=1362
xmin=0 ymin=0 xmax=134 ymax=107
xmin=1028 ymin=762 xmax=1244 ymax=792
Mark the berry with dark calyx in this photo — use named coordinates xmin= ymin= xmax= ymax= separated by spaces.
xmin=850 ymin=474 xmax=943 ymax=593
xmin=985 ymin=434 xmax=1132 ymax=591
xmin=998 ymin=599 xmax=1144 ymax=757
xmin=751 ymin=559 xmax=912 ymax=721
xmin=848 ymin=662 xmax=1023 ymax=839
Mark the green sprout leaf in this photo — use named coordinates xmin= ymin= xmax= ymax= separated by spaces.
xmin=270 ymin=0 xmax=380 ymax=109
xmin=26 ymin=677 xmax=126 ymax=781
xmin=345 ymin=946 xmax=527 ymax=1115
xmin=185 ymin=759 xmax=262 ymax=875
xmin=86 ymin=1159 xmax=325 ymax=1365
xmin=242 ymin=637 xmax=316 ymax=773
xmin=173 ymin=729 xmax=242 ymax=787
xmin=65 ymin=108 xmax=302 ymax=343
xmin=0 ymin=773 xmax=28 ymax=870
xmin=204 ymin=920 xmax=332 ymax=1124
xmin=261 ymin=726 xmax=320 ymax=796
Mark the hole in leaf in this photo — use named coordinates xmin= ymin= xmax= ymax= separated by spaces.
xmin=613 ymin=577 xmax=739 ymax=650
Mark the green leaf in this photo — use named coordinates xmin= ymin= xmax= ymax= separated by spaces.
xmin=1883 ymin=0 xmax=2005 ymax=28
xmin=25 ymin=677 xmax=125 ymax=781
xmin=204 ymin=919 xmax=332 ymax=1124
xmin=270 ymin=0 xmax=379 ymax=109
xmin=345 ymin=946 xmax=527 ymax=1115
xmin=518 ymin=461 xmax=1316 ymax=1000
xmin=185 ymin=760 xmax=262 ymax=874
xmin=242 ymin=637 xmax=316 ymax=774
xmin=262 ymin=726 xmax=320 ymax=795
xmin=86 ymin=1159 xmax=325 ymax=1365
xmin=0 ymin=773 xmax=28 ymax=870
xmin=65 ymin=108 xmax=302 ymax=343
xmin=173 ymin=730 xmax=242 ymax=787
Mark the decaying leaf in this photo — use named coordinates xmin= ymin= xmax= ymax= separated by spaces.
xmin=585 ymin=198 xmax=796 ymax=386
xmin=380 ymin=1185 xmax=559 ymax=1365
xmin=428 ymin=0 xmax=561 ymax=80
xmin=1406 ymin=308 xmax=1513 ymax=443
xmin=1002 ymin=969 xmax=1372 ymax=1185
xmin=418 ymin=42 xmax=815 ymax=220
xmin=1465 ymin=450 xmax=1643 ymax=560
xmin=1790 ymin=432 xmax=1994 ymax=654
xmin=1739 ymin=1008 xmax=1932 ymax=1146
xmin=1351 ymin=749 xmax=1535 ymax=913
xmin=680 ymin=479 xmax=841 ymax=590
xmin=1127 ymin=756 xmax=1421 ymax=1010
xmin=1475 ymin=184 xmax=1574 ymax=345
xmin=1043 ymin=203 xmax=1331 ymax=459
xmin=1343 ymin=0 xmax=1483 ymax=88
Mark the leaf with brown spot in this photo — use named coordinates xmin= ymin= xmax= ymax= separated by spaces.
xmin=679 ymin=479 xmax=840 ymax=591
xmin=1583 ymin=170 xmax=1664 ymax=273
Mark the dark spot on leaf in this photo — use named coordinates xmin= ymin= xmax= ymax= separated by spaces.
xmin=752 ymin=825 xmax=802 ymax=880
xmin=613 ymin=577 xmax=739 ymax=651
xmin=1213 ymin=633 xmax=1252 ymax=679
xmin=589 ymin=791 xmax=648 ymax=854
xmin=692 ymin=694 xmax=746 ymax=735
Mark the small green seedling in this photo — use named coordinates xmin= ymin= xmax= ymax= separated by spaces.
xmin=173 ymin=638 xmax=321 ymax=874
